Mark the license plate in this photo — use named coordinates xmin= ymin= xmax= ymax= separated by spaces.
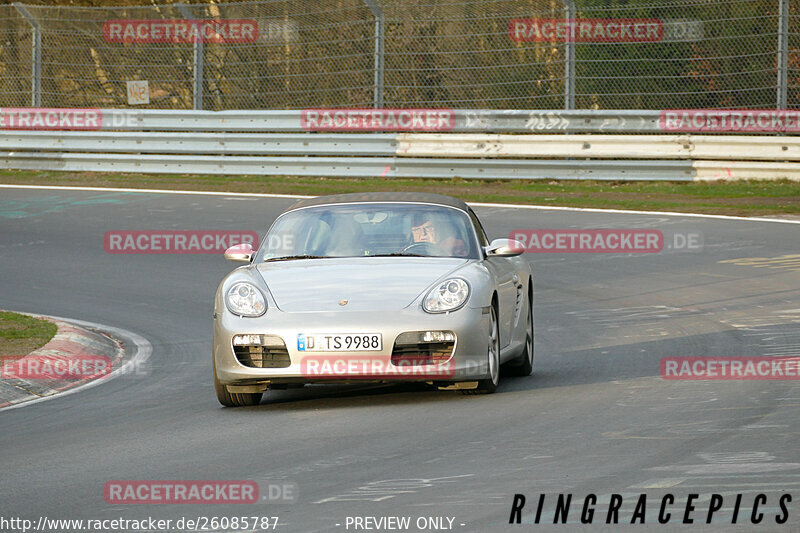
xmin=297 ymin=333 xmax=382 ymax=352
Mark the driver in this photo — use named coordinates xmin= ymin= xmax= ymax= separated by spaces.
xmin=409 ymin=214 xmax=468 ymax=257
xmin=410 ymin=218 xmax=437 ymax=244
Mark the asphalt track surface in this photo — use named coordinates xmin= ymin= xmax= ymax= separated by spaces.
xmin=1 ymin=187 xmax=799 ymax=532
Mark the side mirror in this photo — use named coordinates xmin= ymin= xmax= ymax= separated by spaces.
xmin=485 ymin=238 xmax=525 ymax=257
xmin=224 ymin=243 xmax=254 ymax=263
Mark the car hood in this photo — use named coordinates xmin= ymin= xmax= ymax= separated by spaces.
xmin=255 ymin=257 xmax=469 ymax=312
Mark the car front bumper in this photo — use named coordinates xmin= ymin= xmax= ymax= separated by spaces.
xmin=214 ymin=305 xmax=492 ymax=386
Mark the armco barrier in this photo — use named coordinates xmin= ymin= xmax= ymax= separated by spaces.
xmin=0 ymin=152 xmax=696 ymax=181
xmin=0 ymin=131 xmax=399 ymax=156
xmin=1 ymin=108 xmax=799 ymax=181
xmin=396 ymin=134 xmax=800 ymax=162
xmin=3 ymin=132 xmax=800 ymax=162
xmin=4 ymin=108 xmax=800 ymax=133
xmin=3 ymin=108 xmax=662 ymax=133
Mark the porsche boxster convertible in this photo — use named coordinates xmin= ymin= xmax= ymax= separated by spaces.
xmin=213 ymin=192 xmax=533 ymax=406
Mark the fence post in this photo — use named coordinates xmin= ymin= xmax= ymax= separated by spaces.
xmin=564 ymin=0 xmax=576 ymax=110
xmin=176 ymin=3 xmax=203 ymax=110
xmin=777 ymin=0 xmax=789 ymax=109
xmin=362 ymin=0 xmax=385 ymax=108
xmin=13 ymin=3 xmax=41 ymax=107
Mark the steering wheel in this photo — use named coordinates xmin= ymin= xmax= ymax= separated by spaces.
xmin=401 ymin=241 xmax=444 ymax=255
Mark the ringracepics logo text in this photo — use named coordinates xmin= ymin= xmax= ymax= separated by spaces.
xmin=104 ymin=231 xmax=258 ymax=254
xmin=509 ymin=493 xmax=792 ymax=525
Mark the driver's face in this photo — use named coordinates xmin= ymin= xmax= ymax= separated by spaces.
xmin=411 ymin=220 xmax=437 ymax=243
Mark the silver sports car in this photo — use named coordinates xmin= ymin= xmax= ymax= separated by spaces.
xmin=213 ymin=192 xmax=533 ymax=406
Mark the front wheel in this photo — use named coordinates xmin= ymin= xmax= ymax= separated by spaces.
xmin=463 ymin=304 xmax=500 ymax=394
xmin=506 ymin=290 xmax=534 ymax=377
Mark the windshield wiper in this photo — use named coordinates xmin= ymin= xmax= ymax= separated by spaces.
xmin=263 ymin=255 xmax=325 ymax=262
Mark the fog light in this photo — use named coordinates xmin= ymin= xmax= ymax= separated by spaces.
xmin=422 ymin=331 xmax=455 ymax=343
xmin=233 ymin=334 xmax=263 ymax=346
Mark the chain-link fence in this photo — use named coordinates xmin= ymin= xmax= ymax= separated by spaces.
xmin=790 ymin=0 xmax=800 ymax=103
xmin=0 ymin=0 xmax=797 ymax=110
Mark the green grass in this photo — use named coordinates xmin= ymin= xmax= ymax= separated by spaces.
xmin=0 ymin=311 xmax=58 ymax=357
xmin=1 ymin=170 xmax=799 ymax=216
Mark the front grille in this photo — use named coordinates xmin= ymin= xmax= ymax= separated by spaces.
xmin=234 ymin=337 xmax=291 ymax=368
xmin=391 ymin=340 xmax=455 ymax=366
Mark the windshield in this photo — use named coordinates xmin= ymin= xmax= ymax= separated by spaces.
xmin=258 ymin=203 xmax=479 ymax=261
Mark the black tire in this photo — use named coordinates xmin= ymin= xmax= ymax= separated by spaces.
xmin=463 ymin=303 xmax=500 ymax=394
xmin=506 ymin=286 xmax=534 ymax=377
xmin=214 ymin=360 xmax=263 ymax=407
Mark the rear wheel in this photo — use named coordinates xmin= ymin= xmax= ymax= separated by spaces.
xmin=463 ymin=303 xmax=500 ymax=394
xmin=214 ymin=360 xmax=263 ymax=407
xmin=506 ymin=288 xmax=534 ymax=377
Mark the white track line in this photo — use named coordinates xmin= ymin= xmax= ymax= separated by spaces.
xmin=0 ymin=183 xmax=309 ymax=199
xmin=1 ymin=183 xmax=799 ymax=225
xmin=0 ymin=315 xmax=152 ymax=412
xmin=468 ymin=202 xmax=800 ymax=225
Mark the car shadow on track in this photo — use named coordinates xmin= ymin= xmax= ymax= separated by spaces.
xmin=231 ymin=367 xmax=541 ymax=410
xmin=233 ymin=381 xmax=465 ymax=410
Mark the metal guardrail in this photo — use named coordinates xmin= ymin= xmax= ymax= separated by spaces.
xmin=7 ymin=151 xmax=798 ymax=181
xmin=0 ymin=131 xmax=399 ymax=156
xmin=5 ymin=108 xmax=670 ymax=132
xmin=398 ymin=134 xmax=800 ymax=161
xmin=0 ymin=109 xmax=662 ymax=133
xmin=4 ymin=108 xmax=800 ymax=133
xmin=4 ymin=131 xmax=800 ymax=162
xmin=0 ymin=152 xmax=695 ymax=180
xmin=125 ymin=110 xmax=663 ymax=133
xmin=2 ymin=108 xmax=799 ymax=181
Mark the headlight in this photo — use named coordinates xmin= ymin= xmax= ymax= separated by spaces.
xmin=423 ymin=278 xmax=470 ymax=313
xmin=225 ymin=282 xmax=266 ymax=317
